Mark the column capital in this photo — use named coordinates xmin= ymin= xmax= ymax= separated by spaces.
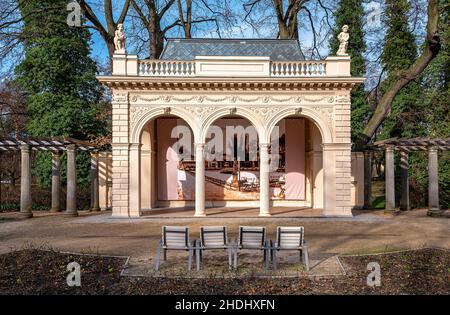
xmin=66 ymin=144 xmax=77 ymax=151
xmin=129 ymin=143 xmax=142 ymax=150
xmin=20 ymin=143 xmax=30 ymax=152
xmin=428 ymin=146 xmax=439 ymax=153
xmin=194 ymin=143 xmax=205 ymax=150
xmin=51 ymin=151 xmax=62 ymax=158
xmin=385 ymin=146 xmax=395 ymax=153
xmin=90 ymin=150 xmax=100 ymax=158
xmin=259 ymin=143 xmax=270 ymax=150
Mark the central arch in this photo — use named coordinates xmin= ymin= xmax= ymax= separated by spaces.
xmin=201 ymin=107 xmax=265 ymax=144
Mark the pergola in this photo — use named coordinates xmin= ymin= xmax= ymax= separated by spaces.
xmin=363 ymin=137 xmax=450 ymax=216
xmin=0 ymin=137 xmax=101 ymax=218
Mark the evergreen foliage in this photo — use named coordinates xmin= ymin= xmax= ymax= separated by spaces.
xmin=14 ymin=0 xmax=106 ymax=188
xmin=329 ymin=0 xmax=370 ymax=144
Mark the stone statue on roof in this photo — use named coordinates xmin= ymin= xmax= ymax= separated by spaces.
xmin=337 ymin=25 xmax=349 ymax=56
xmin=114 ymin=23 xmax=126 ymax=53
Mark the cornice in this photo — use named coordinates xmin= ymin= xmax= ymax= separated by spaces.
xmin=97 ymin=76 xmax=364 ymax=91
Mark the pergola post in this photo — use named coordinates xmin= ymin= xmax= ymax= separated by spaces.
xmin=259 ymin=143 xmax=271 ymax=217
xmin=19 ymin=144 xmax=33 ymax=218
xmin=399 ymin=150 xmax=410 ymax=211
xmin=90 ymin=151 xmax=100 ymax=212
xmin=194 ymin=143 xmax=206 ymax=217
xmin=50 ymin=151 xmax=61 ymax=212
xmin=363 ymin=151 xmax=372 ymax=209
xmin=385 ymin=146 xmax=396 ymax=212
xmin=65 ymin=144 xmax=78 ymax=216
xmin=427 ymin=146 xmax=440 ymax=217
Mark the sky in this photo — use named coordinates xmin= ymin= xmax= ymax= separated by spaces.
xmin=1 ymin=0 xmax=428 ymax=89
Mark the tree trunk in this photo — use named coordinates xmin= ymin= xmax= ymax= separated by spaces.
xmin=356 ymin=0 xmax=441 ymax=149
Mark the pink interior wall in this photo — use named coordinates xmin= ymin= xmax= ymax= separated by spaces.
xmin=156 ymin=118 xmax=305 ymax=201
xmin=284 ymin=119 xmax=306 ymax=200
xmin=157 ymin=119 xmax=195 ymax=200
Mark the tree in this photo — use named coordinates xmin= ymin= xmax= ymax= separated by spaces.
xmin=243 ymin=0 xmax=334 ymax=57
xmin=14 ymin=0 xmax=107 ymax=187
xmin=129 ymin=0 xmax=220 ymax=59
xmin=357 ymin=0 xmax=442 ymax=149
xmin=329 ymin=0 xmax=369 ymax=144
xmin=377 ymin=0 xmax=420 ymax=140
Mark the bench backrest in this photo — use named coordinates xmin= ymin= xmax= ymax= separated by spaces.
xmin=162 ymin=226 xmax=189 ymax=248
xmin=277 ymin=226 xmax=304 ymax=249
xmin=200 ymin=226 xmax=227 ymax=248
xmin=239 ymin=226 xmax=265 ymax=248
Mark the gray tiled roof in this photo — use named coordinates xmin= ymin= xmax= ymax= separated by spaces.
xmin=160 ymin=39 xmax=304 ymax=61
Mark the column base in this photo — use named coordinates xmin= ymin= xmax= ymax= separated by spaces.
xmin=50 ymin=208 xmax=61 ymax=213
xmin=64 ymin=210 xmax=79 ymax=217
xmin=90 ymin=207 xmax=101 ymax=212
xmin=18 ymin=211 xmax=33 ymax=219
xmin=258 ymin=213 xmax=271 ymax=217
xmin=427 ymin=208 xmax=442 ymax=217
xmin=384 ymin=209 xmax=400 ymax=215
xmin=194 ymin=213 xmax=206 ymax=217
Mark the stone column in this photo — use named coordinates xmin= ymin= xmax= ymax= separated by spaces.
xmin=427 ymin=146 xmax=440 ymax=216
xmin=19 ymin=144 xmax=33 ymax=218
xmin=385 ymin=146 xmax=396 ymax=212
xmin=90 ymin=151 xmax=100 ymax=212
xmin=65 ymin=145 xmax=78 ymax=216
xmin=259 ymin=143 xmax=270 ymax=216
xmin=363 ymin=151 xmax=372 ymax=209
xmin=194 ymin=143 xmax=206 ymax=217
xmin=50 ymin=151 xmax=61 ymax=212
xmin=129 ymin=143 xmax=141 ymax=217
xmin=399 ymin=150 xmax=410 ymax=211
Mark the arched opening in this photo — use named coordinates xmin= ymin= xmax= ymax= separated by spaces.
xmin=202 ymin=114 xmax=262 ymax=208
xmin=139 ymin=115 xmax=196 ymax=211
xmin=269 ymin=117 xmax=323 ymax=210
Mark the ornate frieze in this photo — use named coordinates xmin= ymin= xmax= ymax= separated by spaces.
xmin=129 ymin=94 xmax=342 ymax=106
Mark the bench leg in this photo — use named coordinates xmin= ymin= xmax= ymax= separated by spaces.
xmin=264 ymin=241 xmax=269 ymax=270
xmin=303 ymin=245 xmax=310 ymax=271
xmin=196 ymin=245 xmax=201 ymax=272
xmin=163 ymin=249 xmax=167 ymax=261
xmin=155 ymin=240 xmax=162 ymax=271
xmin=234 ymin=242 xmax=238 ymax=270
xmin=188 ymin=248 xmax=193 ymax=271
xmin=273 ymin=249 xmax=277 ymax=270
xmin=270 ymin=240 xmax=273 ymax=262
xmin=228 ymin=246 xmax=232 ymax=272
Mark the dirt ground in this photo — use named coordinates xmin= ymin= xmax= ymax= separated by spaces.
xmin=0 ymin=209 xmax=448 ymax=262
xmin=0 ymin=248 xmax=448 ymax=294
